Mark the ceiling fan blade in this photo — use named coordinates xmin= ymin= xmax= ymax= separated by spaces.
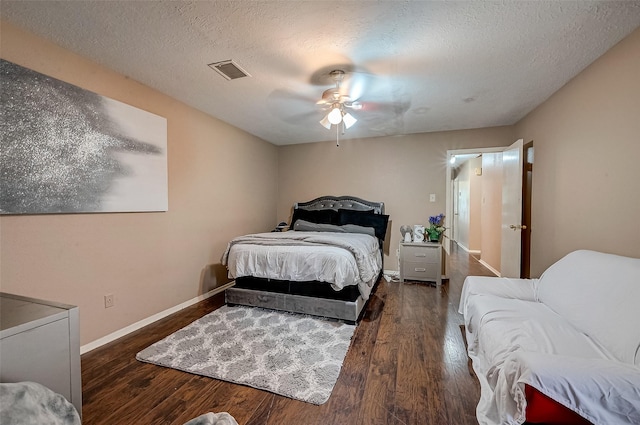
xmin=344 ymin=101 xmax=362 ymax=110
xmin=268 ymin=88 xmax=316 ymax=105
xmin=280 ymin=110 xmax=321 ymax=125
xmin=267 ymin=88 xmax=322 ymax=124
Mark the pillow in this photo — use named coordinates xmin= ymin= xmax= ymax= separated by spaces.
xmin=293 ymin=220 xmax=344 ymax=233
xmin=337 ymin=209 xmax=389 ymax=240
xmin=293 ymin=219 xmax=376 ymax=237
xmin=340 ymin=223 xmax=377 ymax=237
xmin=290 ymin=208 xmax=339 ymax=227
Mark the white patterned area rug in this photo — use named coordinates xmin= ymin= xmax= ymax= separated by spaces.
xmin=136 ymin=305 xmax=356 ymax=405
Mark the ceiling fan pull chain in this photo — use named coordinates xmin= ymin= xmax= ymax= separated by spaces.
xmin=336 ymin=123 xmax=340 ymax=147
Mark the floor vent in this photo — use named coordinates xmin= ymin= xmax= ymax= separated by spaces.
xmin=208 ymin=60 xmax=251 ymax=80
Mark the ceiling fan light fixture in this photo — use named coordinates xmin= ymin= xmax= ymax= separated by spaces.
xmin=319 ymin=115 xmax=332 ymax=129
xmin=327 ymin=106 xmax=343 ymax=125
xmin=342 ymin=112 xmax=357 ymax=129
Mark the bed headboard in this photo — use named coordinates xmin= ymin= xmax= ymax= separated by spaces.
xmin=294 ymin=195 xmax=385 ymax=215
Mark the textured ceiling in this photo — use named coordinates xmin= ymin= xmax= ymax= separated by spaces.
xmin=2 ymin=1 xmax=640 ymax=146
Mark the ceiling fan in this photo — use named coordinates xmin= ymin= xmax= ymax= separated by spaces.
xmin=317 ymin=69 xmax=362 ymax=133
xmin=266 ymin=64 xmax=410 ymax=145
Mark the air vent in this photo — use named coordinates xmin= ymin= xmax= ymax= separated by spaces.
xmin=208 ymin=60 xmax=251 ymax=80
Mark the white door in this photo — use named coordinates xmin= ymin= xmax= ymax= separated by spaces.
xmin=500 ymin=139 xmax=524 ymax=277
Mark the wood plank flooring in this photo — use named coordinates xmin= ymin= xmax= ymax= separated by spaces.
xmin=81 ymin=244 xmax=497 ymax=424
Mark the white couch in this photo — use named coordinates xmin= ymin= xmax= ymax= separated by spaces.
xmin=459 ymin=250 xmax=640 ymax=425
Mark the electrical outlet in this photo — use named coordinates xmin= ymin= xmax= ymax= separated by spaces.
xmin=104 ymin=294 xmax=114 ymax=308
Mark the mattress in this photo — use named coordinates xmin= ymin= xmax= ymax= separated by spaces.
xmin=222 ymin=231 xmax=382 ymax=299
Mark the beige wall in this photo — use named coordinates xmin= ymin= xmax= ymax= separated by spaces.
xmin=455 ymin=162 xmax=471 ymax=251
xmin=480 ymin=152 xmax=503 ymax=273
xmin=0 ymin=22 xmax=279 ymax=345
xmin=277 ymin=128 xmax=515 ymax=268
xmin=515 ymin=27 xmax=640 ymax=276
xmin=468 ymin=156 xmax=483 ymax=252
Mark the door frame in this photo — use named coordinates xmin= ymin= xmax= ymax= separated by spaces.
xmin=521 ymin=141 xmax=534 ymax=278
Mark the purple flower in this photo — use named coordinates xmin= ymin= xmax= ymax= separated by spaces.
xmin=428 ymin=214 xmax=444 ymax=226
xmin=426 ymin=214 xmax=445 ymax=240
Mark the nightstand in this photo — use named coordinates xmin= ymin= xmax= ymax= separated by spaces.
xmin=399 ymin=241 xmax=442 ymax=286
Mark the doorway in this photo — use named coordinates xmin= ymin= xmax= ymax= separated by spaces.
xmin=445 ymin=144 xmax=532 ymax=278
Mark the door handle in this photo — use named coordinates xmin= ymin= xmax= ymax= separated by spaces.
xmin=509 ymin=224 xmax=528 ymax=230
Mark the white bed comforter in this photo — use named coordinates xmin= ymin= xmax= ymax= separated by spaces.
xmin=460 ymin=278 xmax=640 ymax=425
xmin=221 ymin=231 xmax=382 ymax=299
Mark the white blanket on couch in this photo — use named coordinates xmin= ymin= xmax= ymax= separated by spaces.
xmin=463 ymin=292 xmax=640 ymax=425
xmin=496 ymin=352 xmax=640 ymax=425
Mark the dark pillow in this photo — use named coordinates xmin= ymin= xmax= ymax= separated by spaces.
xmin=293 ymin=219 xmax=376 ymax=237
xmin=290 ymin=208 xmax=339 ymax=227
xmin=337 ymin=209 xmax=389 ymax=240
xmin=340 ymin=223 xmax=377 ymax=237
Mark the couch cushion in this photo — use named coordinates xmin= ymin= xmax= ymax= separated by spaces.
xmin=536 ymin=250 xmax=640 ymax=365
xmin=459 ymin=275 xmax=538 ymax=317
xmin=465 ymin=294 xmax=612 ymax=373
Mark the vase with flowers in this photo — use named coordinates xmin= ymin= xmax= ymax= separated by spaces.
xmin=426 ymin=213 xmax=445 ymax=242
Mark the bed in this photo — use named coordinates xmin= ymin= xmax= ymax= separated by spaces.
xmin=222 ymin=196 xmax=388 ymax=323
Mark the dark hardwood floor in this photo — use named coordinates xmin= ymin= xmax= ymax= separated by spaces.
xmin=81 ymin=243 xmax=497 ymax=424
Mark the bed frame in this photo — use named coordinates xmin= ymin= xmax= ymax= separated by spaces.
xmin=225 ymin=195 xmax=385 ymax=323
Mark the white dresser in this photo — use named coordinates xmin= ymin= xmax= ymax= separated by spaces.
xmin=399 ymin=241 xmax=442 ymax=286
xmin=0 ymin=292 xmax=82 ymax=416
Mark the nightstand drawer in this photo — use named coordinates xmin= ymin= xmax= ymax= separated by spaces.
xmin=402 ymin=245 xmax=439 ymax=263
xmin=402 ymin=263 xmax=439 ymax=280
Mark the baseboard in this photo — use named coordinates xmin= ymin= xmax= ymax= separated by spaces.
xmin=457 ymin=244 xmax=481 ymax=257
xmin=457 ymin=243 xmax=470 ymax=253
xmin=383 ymin=269 xmax=399 ymax=277
xmin=80 ymin=281 xmax=235 ymax=354
xmin=478 ymin=260 xmax=501 ymax=277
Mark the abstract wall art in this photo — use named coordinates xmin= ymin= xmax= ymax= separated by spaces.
xmin=0 ymin=59 xmax=168 ymax=214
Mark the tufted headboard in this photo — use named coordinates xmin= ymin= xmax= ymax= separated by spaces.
xmin=294 ymin=195 xmax=385 ymax=215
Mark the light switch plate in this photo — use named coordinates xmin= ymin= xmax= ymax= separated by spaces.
xmin=429 ymin=194 xmax=436 ymax=202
